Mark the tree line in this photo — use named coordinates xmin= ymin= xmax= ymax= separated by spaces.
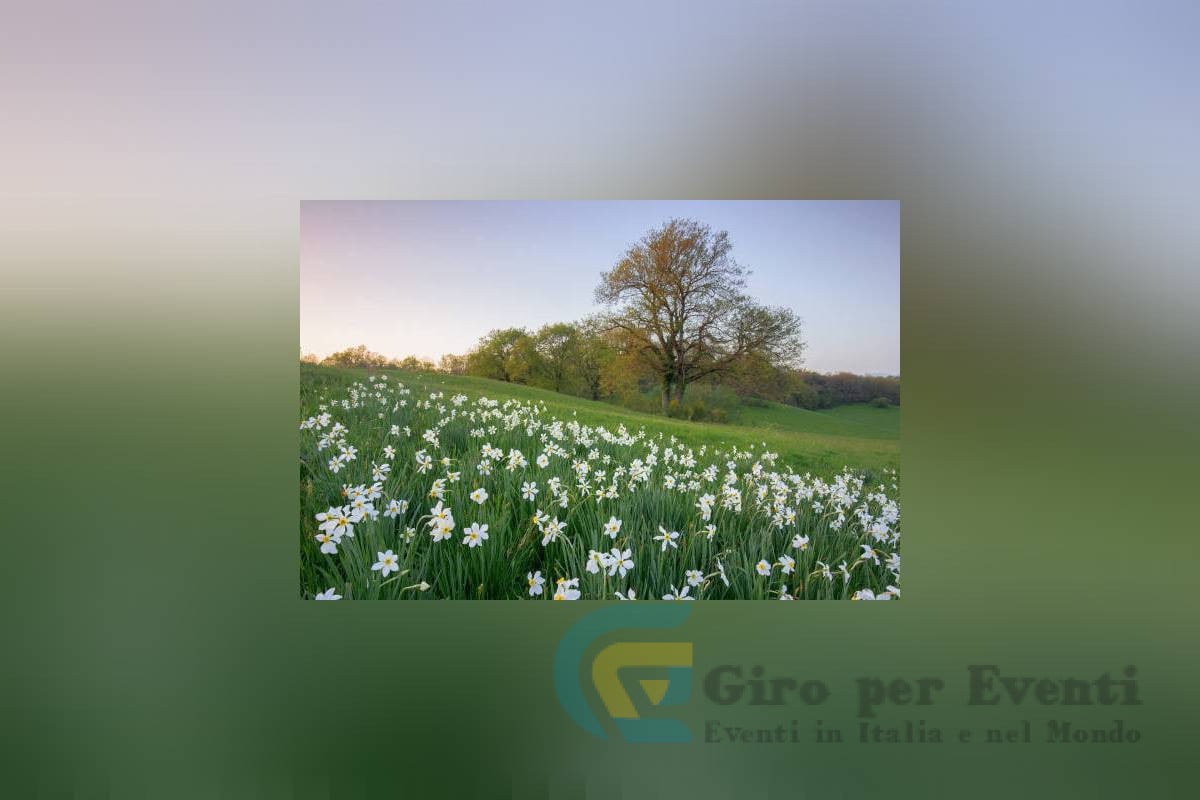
xmin=307 ymin=218 xmax=898 ymax=419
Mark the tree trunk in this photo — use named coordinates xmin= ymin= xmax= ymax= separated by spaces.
xmin=660 ymin=381 xmax=672 ymax=415
xmin=673 ymin=380 xmax=686 ymax=406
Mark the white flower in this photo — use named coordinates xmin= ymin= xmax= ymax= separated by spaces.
xmin=537 ymin=453 xmax=550 ymax=468
xmin=553 ymin=577 xmax=581 ymax=601
xmin=540 ymin=517 xmax=565 ymax=546
xmin=314 ymin=588 xmax=342 ymax=600
xmin=684 ymin=569 xmax=704 ymax=587
xmin=703 ymin=523 xmax=717 ymax=540
xmin=654 ymin=526 xmax=680 ymax=551
xmin=430 ymin=518 xmax=455 ymax=542
xmin=755 ymin=560 xmax=773 ymax=576
xmin=427 ymin=501 xmax=453 ymax=529
xmin=314 ymin=531 xmax=340 ymax=554
xmin=463 ymin=522 xmax=489 ymax=547
xmin=608 ymin=548 xmax=634 ymax=577
xmin=521 ymin=481 xmax=539 ymax=500
xmin=662 ymin=585 xmax=693 ymax=601
xmin=614 ymin=587 xmax=637 ymax=600
xmin=371 ymin=550 xmax=400 ymax=577
xmin=383 ymin=445 xmax=396 ymax=459
xmin=791 ymin=534 xmax=810 ymax=550
xmin=527 ymin=571 xmax=546 ymax=596
xmin=383 ymin=498 xmax=408 ymax=518
xmin=603 ymin=516 xmax=622 ymax=539
xmin=316 ymin=506 xmax=358 ymax=539
xmin=470 ymin=487 xmax=489 ymax=505
xmin=852 ymin=588 xmax=892 ymax=600
xmin=585 ymin=549 xmax=607 ymax=574
xmin=778 ymin=555 xmax=796 ymax=575
xmin=715 ymin=558 xmax=730 ymax=587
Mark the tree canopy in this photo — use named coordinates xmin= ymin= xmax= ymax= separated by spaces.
xmin=595 ymin=218 xmax=805 ymax=413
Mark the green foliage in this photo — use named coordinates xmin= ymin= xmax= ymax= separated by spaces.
xmin=322 ymin=344 xmax=394 ymax=369
xmin=871 ymin=396 xmax=892 ymax=408
xmin=465 ymin=327 xmax=536 ymax=383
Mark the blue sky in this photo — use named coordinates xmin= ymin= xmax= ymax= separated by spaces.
xmin=301 ymin=200 xmax=898 ymax=375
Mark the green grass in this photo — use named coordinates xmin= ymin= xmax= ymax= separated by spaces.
xmin=739 ymin=401 xmax=900 ymax=441
xmin=299 ymin=364 xmax=901 ymax=601
xmin=303 ymin=365 xmax=899 ymax=478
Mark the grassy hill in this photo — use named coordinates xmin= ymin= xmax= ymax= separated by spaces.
xmin=738 ymin=400 xmax=899 ymax=440
xmin=302 ymin=364 xmax=899 ymax=478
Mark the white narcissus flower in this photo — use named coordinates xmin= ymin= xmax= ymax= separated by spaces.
xmin=316 ymin=506 xmax=359 ymax=539
xmin=536 ymin=453 xmax=550 ymax=468
xmin=372 ymin=550 xmax=400 ymax=577
xmin=553 ymin=577 xmax=581 ymax=601
xmin=608 ymin=548 xmax=634 ymax=577
xmin=314 ymin=531 xmax=340 ymax=554
xmin=755 ymin=560 xmax=773 ymax=576
xmin=527 ymin=571 xmax=545 ymax=596
xmin=654 ymin=526 xmax=680 ymax=551
xmin=778 ymin=555 xmax=796 ymax=575
xmin=427 ymin=501 xmax=454 ymax=532
xmin=791 ymin=534 xmax=810 ymax=550
xmin=662 ymin=585 xmax=693 ymax=601
xmin=540 ymin=517 xmax=565 ymax=546
xmin=463 ymin=522 xmax=489 ymax=548
xmin=614 ymin=588 xmax=637 ymax=600
xmin=430 ymin=519 xmax=455 ymax=542
xmin=521 ymin=482 xmax=538 ymax=500
xmin=603 ymin=516 xmax=622 ymax=538
xmin=470 ymin=487 xmax=488 ymax=505
xmin=314 ymin=588 xmax=342 ymax=600
xmin=684 ymin=569 xmax=704 ymax=587
xmin=585 ymin=550 xmax=607 ymax=574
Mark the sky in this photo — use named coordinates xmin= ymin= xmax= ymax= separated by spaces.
xmin=301 ymin=201 xmax=899 ymax=375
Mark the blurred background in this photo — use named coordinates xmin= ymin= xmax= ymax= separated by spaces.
xmin=1 ymin=1 xmax=1196 ymax=796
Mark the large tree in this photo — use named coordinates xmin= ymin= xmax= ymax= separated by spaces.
xmin=465 ymin=327 xmax=536 ymax=383
xmin=595 ymin=218 xmax=804 ymax=414
xmin=532 ymin=322 xmax=580 ymax=393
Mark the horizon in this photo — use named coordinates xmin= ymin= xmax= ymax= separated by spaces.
xmin=301 ymin=201 xmax=899 ymax=375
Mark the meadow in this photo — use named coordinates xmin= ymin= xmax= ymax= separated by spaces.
xmin=300 ymin=364 xmax=900 ymax=600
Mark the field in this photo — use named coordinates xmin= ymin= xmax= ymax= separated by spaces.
xmin=300 ymin=364 xmax=900 ymax=600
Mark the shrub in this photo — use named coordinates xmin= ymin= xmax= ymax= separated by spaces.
xmin=870 ymin=396 xmax=892 ymax=408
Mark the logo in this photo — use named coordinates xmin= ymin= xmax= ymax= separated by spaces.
xmin=553 ymin=605 xmax=693 ymax=742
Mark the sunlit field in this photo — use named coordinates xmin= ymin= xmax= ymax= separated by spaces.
xmin=300 ymin=365 xmax=900 ymax=600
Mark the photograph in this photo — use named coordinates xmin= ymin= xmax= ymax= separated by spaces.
xmin=300 ymin=201 xmax=899 ymax=599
